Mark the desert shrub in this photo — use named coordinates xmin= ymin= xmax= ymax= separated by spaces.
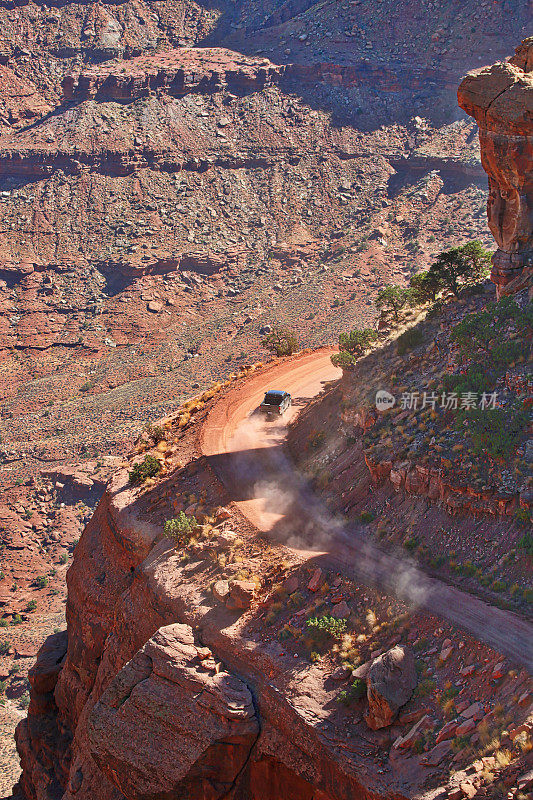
xmin=416 ymin=678 xmax=436 ymax=696
xmin=428 ymin=240 xmax=491 ymax=296
xmin=0 ymin=640 xmax=10 ymax=655
xmin=331 ymin=328 xmax=378 ymax=368
xmin=516 ymin=511 xmax=532 ymax=536
xmin=128 ymin=455 xmax=161 ymax=486
xmin=261 ymin=326 xmax=298 ymax=357
xmin=445 ymin=362 xmax=495 ymax=395
xmin=163 ymin=512 xmax=198 ymax=545
xmin=35 ymin=575 xmax=48 ymax=589
xmin=11 ymin=614 xmax=22 ymax=625
xmin=145 ymin=422 xmax=165 ymax=443
xmin=338 ymin=678 xmax=366 ymax=706
xmin=25 ymin=600 xmax=37 ymax=612
xmin=360 ymin=511 xmax=375 ymax=524
xmin=451 ymin=297 xmax=531 ymax=369
xmin=397 ymin=327 xmax=424 ymax=355
xmin=306 ymin=616 xmax=347 ymax=650
xmin=309 ymin=431 xmax=326 ymax=449
xmin=456 ymin=404 xmax=527 ymax=460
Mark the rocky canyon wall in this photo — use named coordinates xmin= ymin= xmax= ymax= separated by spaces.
xmin=458 ymin=37 xmax=533 ymax=297
xmin=15 ymin=447 xmax=401 ymax=800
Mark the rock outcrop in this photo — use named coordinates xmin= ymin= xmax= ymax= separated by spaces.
xmin=87 ymin=624 xmax=260 ymax=800
xmin=365 ymin=646 xmax=417 ymax=730
xmin=458 ymin=37 xmax=533 ymax=297
xmin=14 ymin=460 xmax=398 ymax=800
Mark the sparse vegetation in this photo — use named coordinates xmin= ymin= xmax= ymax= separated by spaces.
xmin=163 ymin=512 xmax=198 ymax=545
xmin=261 ymin=326 xmax=299 ymax=357
xmin=338 ymin=678 xmax=366 ymax=705
xmin=397 ymin=326 xmax=424 ymax=355
xmin=306 ymin=616 xmax=347 ymax=650
xmin=128 ymin=455 xmax=161 ymax=486
xmin=331 ymin=328 xmax=379 ymax=369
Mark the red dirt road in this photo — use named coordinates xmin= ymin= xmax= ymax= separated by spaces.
xmin=201 ymin=350 xmax=533 ymax=672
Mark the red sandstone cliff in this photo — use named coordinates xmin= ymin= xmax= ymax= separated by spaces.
xmin=458 ymin=37 xmax=533 ymax=297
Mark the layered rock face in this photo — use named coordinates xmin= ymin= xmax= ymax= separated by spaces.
xmin=15 ymin=469 xmax=389 ymax=800
xmin=458 ymin=37 xmax=533 ymax=296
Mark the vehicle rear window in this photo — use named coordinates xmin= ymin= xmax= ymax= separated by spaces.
xmin=264 ymin=392 xmax=283 ymax=405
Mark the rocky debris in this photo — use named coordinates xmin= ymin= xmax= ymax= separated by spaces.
xmin=308 ymin=567 xmax=324 ymax=592
xmin=0 ymin=64 xmax=51 ymax=133
xmin=422 ymin=740 xmax=453 ymax=767
xmin=365 ymin=645 xmax=417 ymax=730
xmin=226 ymin=579 xmax=255 ymax=611
xmin=87 ymin=624 xmax=259 ymax=800
xmin=392 ymin=713 xmax=431 ymax=749
xmin=213 ymin=579 xmax=230 ymax=603
xmin=458 ymin=37 xmax=533 ymax=297
xmin=331 ymin=600 xmax=350 ymax=619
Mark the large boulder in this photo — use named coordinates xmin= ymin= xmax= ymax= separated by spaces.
xmin=365 ymin=645 xmax=417 ymax=730
xmin=87 ymin=623 xmax=259 ymax=800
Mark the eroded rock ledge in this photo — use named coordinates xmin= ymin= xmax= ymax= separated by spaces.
xmin=458 ymin=37 xmax=533 ymax=297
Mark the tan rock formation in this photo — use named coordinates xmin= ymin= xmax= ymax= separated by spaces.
xmin=458 ymin=37 xmax=533 ymax=296
xmin=365 ymin=646 xmax=417 ymax=730
xmin=87 ymin=623 xmax=260 ymax=800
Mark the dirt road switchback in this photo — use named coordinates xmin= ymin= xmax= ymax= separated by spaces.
xmin=201 ymin=349 xmax=533 ymax=672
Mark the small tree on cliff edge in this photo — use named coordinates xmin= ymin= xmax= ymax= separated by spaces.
xmin=262 ymin=326 xmax=299 ymax=357
xmin=375 ymin=285 xmax=412 ymax=322
xmin=429 ymin=240 xmax=491 ymax=297
xmin=409 ymin=270 xmax=443 ymax=303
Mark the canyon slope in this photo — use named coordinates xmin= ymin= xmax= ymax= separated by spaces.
xmin=0 ymin=2 xmax=531 ymax=795
xmin=9 ymin=33 xmax=533 ymax=800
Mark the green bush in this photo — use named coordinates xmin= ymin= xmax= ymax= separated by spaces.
xmin=163 ymin=512 xmax=198 ymax=545
xmin=331 ymin=328 xmax=379 ymax=369
xmin=428 ymin=240 xmax=491 ymax=296
xmin=0 ymin=640 xmax=10 ymax=655
xmin=35 ymin=575 xmax=48 ymax=589
xmin=338 ymin=678 xmax=367 ymax=706
xmin=456 ymin=404 xmax=527 ymax=460
xmin=262 ymin=326 xmax=298 ymax=357
xmin=518 ymin=526 xmax=533 ymax=554
xmin=25 ymin=600 xmax=37 ymax=612
xmin=409 ymin=270 xmax=443 ymax=303
xmin=306 ymin=616 xmax=347 ymax=650
xmin=128 ymin=455 xmax=161 ymax=486
xmin=516 ymin=510 xmax=532 ymax=534
xmin=375 ymin=285 xmax=412 ymax=322
xmin=360 ymin=511 xmax=375 ymax=524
